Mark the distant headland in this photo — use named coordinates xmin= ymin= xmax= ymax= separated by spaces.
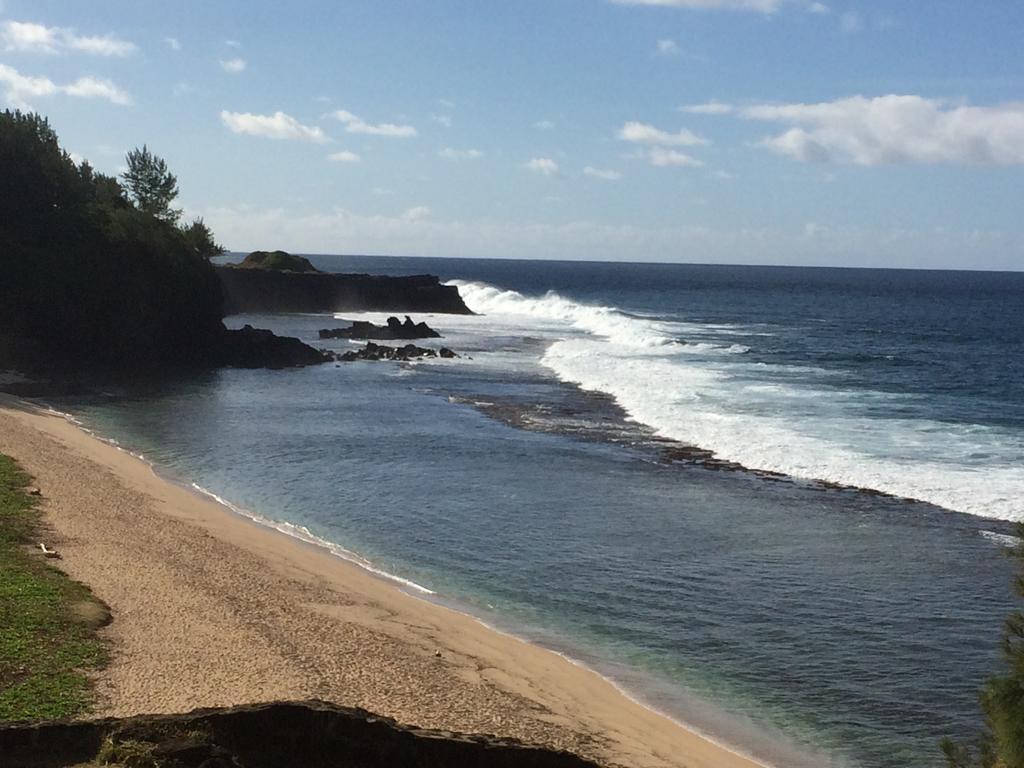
xmin=231 ymin=250 xmax=322 ymax=273
xmin=216 ymin=251 xmax=472 ymax=315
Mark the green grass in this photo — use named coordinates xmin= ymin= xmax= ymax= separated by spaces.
xmin=95 ymin=736 xmax=165 ymax=768
xmin=0 ymin=454 xmax=107 ymax=721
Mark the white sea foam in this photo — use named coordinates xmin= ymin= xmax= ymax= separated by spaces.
xmin=980 ymin=530 xmax=1022 ymax=548
xmin=450 ymin=280 xmax=676 ymax=349
xmin=450 ymin=280 xmax=1024 ymax=522
xmin=189 ymin=483 xmax=435 ymax=595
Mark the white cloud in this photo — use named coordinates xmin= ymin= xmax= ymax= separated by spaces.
xmin=743 ymin=95 xmax=1024 ymax=166
xmin=679 ymin=100 xmax=734 ymax=115
xmin=219 ymin=57 xmax=246 ymax=73
xmin=1 ymin=21 xmax=56 ymax=53
xmin=583 ymin=166 xmax=622 ymax=180
xmin=0 ymin=63 xmax=130 ymax=108
xmin=330 ymin=109 xmax=417 ymax=138
xmin=656 ymin=39 xmax=681 ymax=56
xmin=0 ymin=63 xmax=56 ymax=106
xmin=1 ymin=21 xmax=136 ymax=56
xmin=611 ymin=0 xmax=800 ymax=12
xmin=68 ymin=34 xmax=136 ymax=57
xmin=220 ymin=110 xmax=328 ymax=143
xmin=712 ymin=169 xmax=736 ymax=179
xmin=439 ymin=147 xmax=483 ymax=160
xmin=647 ymin=147 xmax=703 ymax=167
xmin=403 ymin=206 xmax=431 ymax=221
xmin=534 ymin=119 xmax=555 ymax=130
xmin=225 ymin=39 xmax=241 ymax=48
xmin=327 ymin=150 xmax=360 ymax=163
xmin=165 ymin=37 xmax=181 ymax=51
xmin=63 ymin=76 xmax=131 ymax=104
xmin=430 ymin=113 xmax=453 ymax=127
xmin=808 ymin=2 xmax=829 ymax=12
xmin=437 ymin=98 xmax=456 ymax=108
xmin=618 ymin=121 xmax=708 ymax=146
xmin=526 ymin=157 xmax=559 ymax=176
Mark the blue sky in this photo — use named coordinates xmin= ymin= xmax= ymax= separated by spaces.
xmin=2 ymin=0 xmax=1023 ymax=269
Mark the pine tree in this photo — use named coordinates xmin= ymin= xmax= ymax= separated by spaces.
xmin=121 ymin=145 xmax=180 ymax=223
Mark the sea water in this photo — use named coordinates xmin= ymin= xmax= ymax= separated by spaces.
xmin=57 ymin=257 xmax=1024 ymax=768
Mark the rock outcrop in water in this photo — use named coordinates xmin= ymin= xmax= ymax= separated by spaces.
xmin=0 ymin=700 xmax=602 ymax=768
xmin=319 ymin=316 xmax=442 ymax=340
xmin=217 ymin=267 xmax=472 ymax=315
xmin=218 ymin=325 xmax=331 ymax=369
xmin=337 ymin=342 xmax=458 ymax=362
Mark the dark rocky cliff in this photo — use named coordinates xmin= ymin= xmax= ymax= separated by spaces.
xmin=217 ymin=268 xmax=472 ymax=315
xmin=0 ymin=700 xmax=603 ymax=768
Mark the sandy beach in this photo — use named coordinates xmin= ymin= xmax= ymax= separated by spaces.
xmin=0 ymin=395 xmax=764 ymax=768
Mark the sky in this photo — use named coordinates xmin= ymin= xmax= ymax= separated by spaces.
xmin=2 ymin=0 xmax=1023 ymax=269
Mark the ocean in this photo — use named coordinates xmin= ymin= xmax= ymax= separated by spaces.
xmin=55 ymin=256 xmax=1024 ymax=768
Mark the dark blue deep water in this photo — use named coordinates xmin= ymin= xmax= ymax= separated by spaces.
xmin=58 ymin=257 xmax=1024 ymax=768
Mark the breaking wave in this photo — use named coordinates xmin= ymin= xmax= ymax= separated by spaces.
xmin=450 ymin=280 xmax=1024 ymax=522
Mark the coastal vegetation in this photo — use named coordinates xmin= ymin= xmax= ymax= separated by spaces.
xmin=234 ymin=249 xmax=320 ymax=272
xmin=943 ymin=524 xmax=1024 ymax=768
xmin=0 ymin=110 xmax=340 ymax=373
xmin=0 ymin=455 xmax=106 ymax=721
xmin=121 ymin=144 xmax=182 ymax=224
xmin=0 ymin=109 xmax=225 ymax=368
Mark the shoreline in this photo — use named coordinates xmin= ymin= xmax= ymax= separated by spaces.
xmin=0 ymin=395 xmax=774 ymax=768
xmin=45 ymin=405 xmax=754 ymax=758
xmin=193 ymin=477 xmax=828 ymax=768
xmin=188 ymin=482 xmax=786 ymax=768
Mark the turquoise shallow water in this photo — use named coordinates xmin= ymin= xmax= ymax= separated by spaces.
xmin=57 ymin=257 xmax=1024 ymax=768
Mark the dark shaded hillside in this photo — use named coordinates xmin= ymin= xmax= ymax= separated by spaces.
xmin=0 ymin=111 xmax=324 ymax=372
xmin=0 ymin=111 xmax=225 ymax=368
xmin=0 ymin=700 xmax=603 ymax=768
xmin=217 ymin=266 xmax=472 ymax=315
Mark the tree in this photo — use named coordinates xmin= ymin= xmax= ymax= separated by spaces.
xmin=0 ymin=109 xmax=91 ymax=245
xmin=942 ymin=522 xmax=1024 ymax=768
xmin=181 ymin=217 xmax=225 ymax=259
xmin=120 ymin=145 xmax=180 ymax=223
xmin=1 ymin=112 xmax=224 ymax=366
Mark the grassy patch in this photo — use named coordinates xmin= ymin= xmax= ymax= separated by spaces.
xmin=0 ymin=454 xmax=107 ymax=721
xmin=91 ymin=726 xmax=211 ymax=767
xmin=95 ymin=736 xmax=164 ymax=767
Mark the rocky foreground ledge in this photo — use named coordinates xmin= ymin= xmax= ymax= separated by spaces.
xmin=1 ymin=700 xmax=603 ymax=768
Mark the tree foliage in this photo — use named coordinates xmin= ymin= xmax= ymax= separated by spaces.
xmin=0 ymin=112 xmax=91 ymax=245
xmin=121 ymin=144 xmax=181 ymax=223
xmin=0 ymin=109 xmax=224 ymax=367
xmin=181 ymin=217 xmax=225 ymax=259
xmin=943 ymin=522 xmax=1024 ymax=768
